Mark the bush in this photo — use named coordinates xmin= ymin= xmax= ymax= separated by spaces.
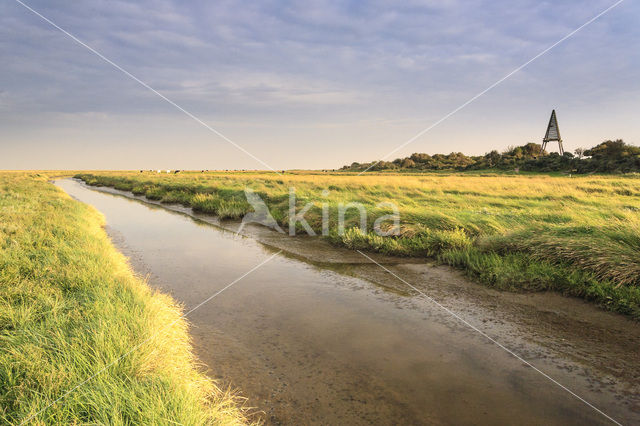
xmin=341 ymin=140 xmax=640 ymax=174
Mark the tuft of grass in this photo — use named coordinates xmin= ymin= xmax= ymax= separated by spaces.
xmin=131 ymin=185 xmax=148 ymax=195
xmin=216 ymin=199 xmax=250 ymax=219
xmin=334 ymin=227 xmax=471 ymax=257
xmin=184 ymin=193 xmax=250 ymax=219
xmin=481 ymin=225 xmax=640 ymax=288
xmin=440 ymin=248 xmax=640 ymax=318
xmin=0 ymin=173 xmax=248 ymax=424
xmin=191 ymin=193 xmax=219 ymax=214
xmin=144 ymin=186 xmax=166 ymax=200
xmin=161 ymin=190 xmax=193 ymax=205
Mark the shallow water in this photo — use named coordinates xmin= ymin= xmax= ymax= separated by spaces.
xmin=56 ymin=178 xmax=629 ymax=425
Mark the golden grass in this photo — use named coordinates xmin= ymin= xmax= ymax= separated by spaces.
xmin=0 ymin=172 xmax=249 ymax=424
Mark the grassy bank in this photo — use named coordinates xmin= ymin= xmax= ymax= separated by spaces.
xmin=0 ymin=172 xmax=247 ymax=424
xmin=75 ymin=171 xmax=640 ymax=319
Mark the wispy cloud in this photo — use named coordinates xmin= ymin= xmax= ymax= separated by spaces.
xmin=0 ymin=0 xmax=637 ymax=169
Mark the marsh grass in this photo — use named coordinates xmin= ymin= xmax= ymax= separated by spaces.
xmin=161 ymin=189 xmax=194 ymax=205
xmin=216 ymin=199 xmax=251 ymax=219
xmin=75 ymin=171 xmax=640 ymax=318
xmin=191 ymin=193 xmax=219 ymax=213
xmin=0 ymin=173 xmax=248 ymax=424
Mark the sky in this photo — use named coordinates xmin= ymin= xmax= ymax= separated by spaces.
xmin=1 ymin=0 xmax=639 ymax=170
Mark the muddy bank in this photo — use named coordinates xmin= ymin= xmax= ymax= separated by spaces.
xmin=59 ymin=179 xmax=640 ymax=424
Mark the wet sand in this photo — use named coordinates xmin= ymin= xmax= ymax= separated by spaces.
xmin=57 ymin=179 xmax=640 ymax=425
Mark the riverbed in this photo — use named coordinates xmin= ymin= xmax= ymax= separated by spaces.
xmin=56 ymin=178 xmax=640 ymax=425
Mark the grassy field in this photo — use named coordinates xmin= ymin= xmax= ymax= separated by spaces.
xmin=76 ymin=170 xmax=640 ymax=319
xmin=0 ymin=172 xmax=247 ymax=424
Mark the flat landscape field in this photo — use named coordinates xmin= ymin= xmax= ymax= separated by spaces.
xmin=76 ymin=170 xmax=640 ymax=319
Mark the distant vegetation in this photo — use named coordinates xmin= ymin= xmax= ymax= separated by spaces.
xmin=342 ymin=139 xmax=640 ymax=173
xmin=0 ymin=173 xmax=247 ymax=424
xmin=75 ymin=171 xmax=640 ymax=319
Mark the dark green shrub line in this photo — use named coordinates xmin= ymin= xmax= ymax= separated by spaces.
xmin=342 ymin=139 xmax=640 ymax=173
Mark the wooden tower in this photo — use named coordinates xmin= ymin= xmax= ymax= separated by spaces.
xmin=542 ymin=109 xmax=564 ymax=154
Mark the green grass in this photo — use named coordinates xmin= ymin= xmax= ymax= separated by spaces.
xmin=75 ymin=171 xmax=640 ymax=319
xmin=0 ymin=173 xmax=248 ymax=424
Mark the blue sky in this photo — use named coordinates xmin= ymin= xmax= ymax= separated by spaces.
xmin=1 ymin=0 xmax=638 ymax=169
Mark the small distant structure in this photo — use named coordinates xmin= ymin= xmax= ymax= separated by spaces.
xmin=542 ymin=109 xmax=564 ymax=155
xmin=157 ymin=170 xmax=162 ymax=174
xmin=166 ymin=170 xmax=171 ymax=174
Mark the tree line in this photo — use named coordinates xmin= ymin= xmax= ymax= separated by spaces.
xmin=341 ymin=139 xmax=640 ymax=173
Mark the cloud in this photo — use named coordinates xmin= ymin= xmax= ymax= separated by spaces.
xmin=0 ymin=0 xmax=638 ymax=168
